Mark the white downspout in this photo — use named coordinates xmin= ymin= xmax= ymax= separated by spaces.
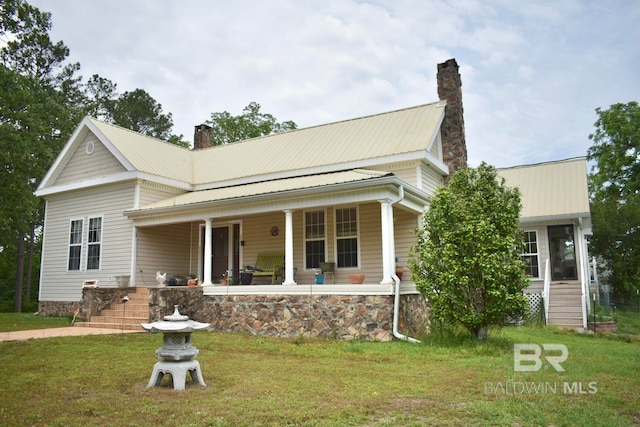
xmin=389 ymin=185 xmax=421 ymax=343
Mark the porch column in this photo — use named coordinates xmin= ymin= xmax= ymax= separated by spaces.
xmin=129 ymin=226 xmax=137 ymax=286
xmin=203 ymin=218 xmax=213 ymax=286
xmin=283 ymin=209 xmax=297 ymax=285
xmin=379 ymin=199 xmax=394 ymax=284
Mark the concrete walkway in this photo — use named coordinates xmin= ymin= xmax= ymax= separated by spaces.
xmin=0 ymin=327 xmax=143 ymax=342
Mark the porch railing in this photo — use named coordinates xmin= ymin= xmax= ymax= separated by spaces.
xmin=542 ymin=258 xmax=550 ymax=325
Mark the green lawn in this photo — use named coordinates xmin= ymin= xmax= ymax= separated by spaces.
xmin=0 ymin=312 xmax=71 ymax=332
xmin=0 ymin=317 xmax=638 ymax=426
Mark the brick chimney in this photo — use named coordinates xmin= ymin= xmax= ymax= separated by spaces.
xmin=193 ymin=124 xmax=213 ymax=150
xmin=437 ymin=58 xmax=468 ymax=178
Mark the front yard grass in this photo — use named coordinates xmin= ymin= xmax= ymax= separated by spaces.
xmin=0 ymin=318 xmax=638 ymax=426
xmin=0 ymin=312 xmax=71 ymax=332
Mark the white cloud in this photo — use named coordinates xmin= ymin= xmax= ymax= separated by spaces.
xmin=29 ymin=0 xmax=640 ymax=167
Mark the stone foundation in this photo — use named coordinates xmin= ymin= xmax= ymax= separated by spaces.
xmin=38 ymin=300 xmax=79 ymax=317
xmin=40 ymin=287 xmax=431 ymax=341
xmin=149 ymin=287 xmax=430 ymax=341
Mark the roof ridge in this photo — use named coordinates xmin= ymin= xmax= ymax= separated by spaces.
xmin=87 ymin=116 xmax=192 ymax=151
xmin=497 ymin=156 xmax=586 ymax=171
xmin=194 ymin=100 xmax=445 ymax=151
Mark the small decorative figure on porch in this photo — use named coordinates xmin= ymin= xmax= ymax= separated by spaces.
xmin=156 ymin=271 xmax=167 ymax=286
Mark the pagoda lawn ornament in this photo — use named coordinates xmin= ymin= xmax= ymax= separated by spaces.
xmin=142 ymin=305 xmax=210 ymax=390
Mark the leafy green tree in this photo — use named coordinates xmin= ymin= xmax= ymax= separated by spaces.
xmin=587 ymin=101 xmax=640 ymax=297
xmin=83 ymin=74 xmax=118 ymax=121
xmin=0 ymin=0 xmax=79 ymax=312
xmin=110 ymin=89 xmax=174 ymax=141
xmin=205 ymin=101 xmax=297 ymax=145
xmin=81 ymin=77 xmax=186 ymax=145
xmin=410 ymin=163 xmax=529 ymax=340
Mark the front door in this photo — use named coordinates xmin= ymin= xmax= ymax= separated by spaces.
xmin=212 ymin=227 xmax=229 ymax=282
xmin=202 ymin=224 xmax=241 ymax=283
xmin=548 ymin=224 xmax=578 ymax=281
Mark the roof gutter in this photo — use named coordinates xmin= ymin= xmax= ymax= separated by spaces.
xmin=390 ymin=185 xmax=421 ymax=344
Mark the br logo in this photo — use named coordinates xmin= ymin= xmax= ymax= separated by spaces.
xmin=513 ymin=344 xmax=568 ymax=372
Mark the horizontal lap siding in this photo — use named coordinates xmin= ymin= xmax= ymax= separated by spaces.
xmin=54 ymin=133 xmax=126 ymax=186
xmin=138 ymin=181 xmax=187 ymax=206
xmin=240 ymin=212 xmax=287 ymax=282
xmin=40 ymin=184 xmax=136 ymax=301
xmin=421 ymin=164 xmax=444 ymax=194
xmin=390 ymin=166 xmax=419 ymax=187
xmin=357 ymin=203 xmax=383 ymax=281
xmin=158 ymin=203 xmax=417 ymax=286
xmin=135 ymin=223 xmax=193 ymax=285
xmin=394 ymin=208 xmax=420 ymax=280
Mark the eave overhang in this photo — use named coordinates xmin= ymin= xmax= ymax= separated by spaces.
xmin=125 ymin=170 xmax=430 ymax=227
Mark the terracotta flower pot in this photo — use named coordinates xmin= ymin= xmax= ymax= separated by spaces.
xmin=348 ymin=274 xmax=365 ymax=284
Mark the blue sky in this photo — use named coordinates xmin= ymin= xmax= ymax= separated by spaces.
xmin=31 ymin=0 xmax=639 ymax=167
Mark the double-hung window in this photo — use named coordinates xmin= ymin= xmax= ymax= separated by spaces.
xmin=86 ymin=216 xmax=103 ymax=270
xmin=522 ymin=230 xmax=539 ymax=278
xmin=68 ymin=219 xmax=83 ymax=271
xmin=305 ymin=210 xmax=325 ymax=269
xmin=336 ymin=207 xmax=359 ymax=268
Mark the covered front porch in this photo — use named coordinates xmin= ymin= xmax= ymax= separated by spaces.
xmin=125 ymin=170 xmax=429 ymax=291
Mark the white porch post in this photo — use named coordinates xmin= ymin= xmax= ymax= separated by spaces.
xmin=379 ymin=199 xmax=394 ymax=284
xmin=129 ymin=226 xmax=137 ymax=286
xmin=283 ymin=209 xmax=297 ymax=285
xmin=203 ymin=218 xmax=213 ymax=285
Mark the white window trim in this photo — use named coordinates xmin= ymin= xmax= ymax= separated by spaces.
xmin=334 ymin=206 xmax=361 ymax=270
xmin=522 ymin=229 xmax=540 ymax=279
xmin=67 ymin=218 xmax=84 ymax=272
xmin=86 ymin=215 xmax=104 ymax=271
xmin=303 ymin=208 xmax=327 ymax=271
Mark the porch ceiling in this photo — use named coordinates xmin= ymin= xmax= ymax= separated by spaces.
xmin=125 ymin=169 xmax=429 ymax=224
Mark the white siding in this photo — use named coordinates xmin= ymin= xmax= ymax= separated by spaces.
xmin=394 ymin=207 xmax=420 ymax=281
xmin=388 ymin=166 xmax=419 ymax=186
xmin=174 ymin=203 xmax=411 ymax=285
xmin=135 ymin=223 xmax=193 ymax=285
xmin=40 ymin=183 xmax=136 ymax=301
xmin=421 ymin=164 xmax=444 ymax=195
xmin=54 ymin=133 xmax=126 ymax=186
xmin=138 ymin=181 xmax=187 ymax=206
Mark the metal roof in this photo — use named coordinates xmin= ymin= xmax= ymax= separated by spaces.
xmin=88 ymin=118 xmax=194 ymax=183
xmin=127 ymin=169 xmax=393 ymax=214
xmin=86 ymin=101 xmax=444 ymax=187
xmin=191 ymin=101 xmax=445 ymax=186
xmin=497 ymin=158 xmax=590 ymax=220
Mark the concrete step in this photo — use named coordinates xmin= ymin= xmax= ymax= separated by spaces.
xmin=74 ymin=321 xmax=145 ymax=331
xmin=77 ymin=287 xmax=151 ymax=330
xmin=89 ymin=315 xmax=149 ymax=324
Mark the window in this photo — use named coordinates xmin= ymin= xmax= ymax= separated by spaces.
xmin=305 ymin=210 xmax=325 ymax=269
xmin=86 ymin=216 xmax=102 ymax=270
xmin=522 ymin=230 xmax=539 ymax=278
xmin=336 ymin=207 xmax=358 ymax=268
xmin=68 ymin=219 xmax=83 ymax=271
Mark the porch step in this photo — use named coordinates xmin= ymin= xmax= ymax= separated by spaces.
xmin=75 ymin=287 xmax=151 ymax=331
xmin=547 ymin=283 xmax=585 ymax=329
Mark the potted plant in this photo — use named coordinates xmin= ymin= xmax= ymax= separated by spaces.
xmin=395 ymin=257 xmax=404 ymax=280
xmin=240 ymin=269 xmax=253 ymax=285
xmin=348 ymin=274 xmax=365 ymax=284
xmin=314 ymin=269 xmax=325 ymax=284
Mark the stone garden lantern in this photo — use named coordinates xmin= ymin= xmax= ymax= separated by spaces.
xmin=142 ymin=305 xmax=210 ymax=390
